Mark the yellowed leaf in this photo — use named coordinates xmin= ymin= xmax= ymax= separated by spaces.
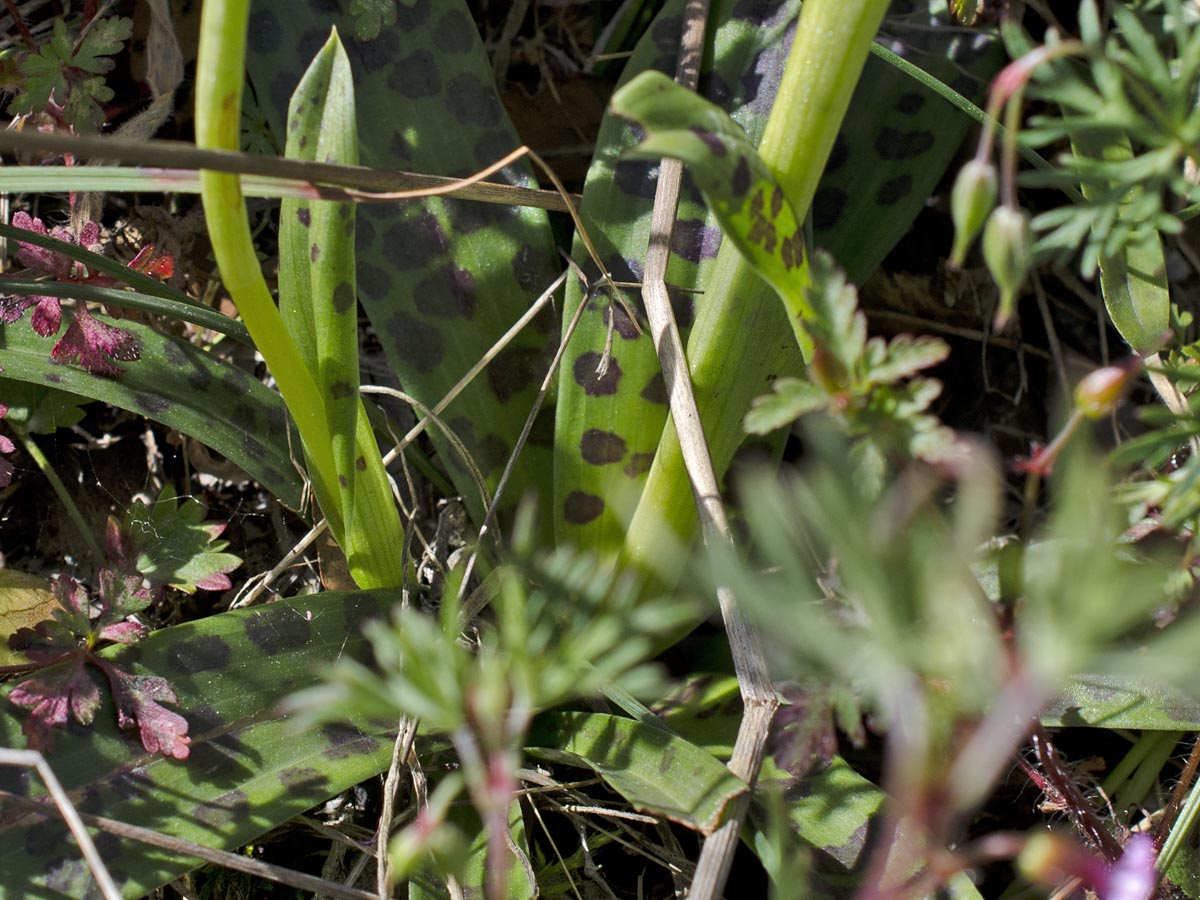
xmin=0 ymin=569 xmax=57 ymax=666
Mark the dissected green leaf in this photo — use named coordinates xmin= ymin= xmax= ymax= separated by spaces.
xmin=348 ymin=0 xmax=397 ymax=40
xmin=526 ymin=710 xmax=746 ymax=834
xmin=0 ymin=379 xmax=87 ymax=433
xmin=124 ymin=488 xmax=241 ymax=594
xmin=0 ymin=589 xmax=401 ymax=899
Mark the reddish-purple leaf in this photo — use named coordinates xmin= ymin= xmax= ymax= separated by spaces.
xmin=50 ymin=305 xmax=141 ymax=376
xmin=97 ymin=660 xmax=190 ymax=759
xmin=8 ymin=655 xmax=101 ymax=750
xmin=0 ymin=404 xmax=12 ymax=487
xmin=97 ymin=620 xmax=148 ymax=644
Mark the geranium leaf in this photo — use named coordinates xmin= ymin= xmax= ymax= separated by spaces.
xmin=124 ymin=487 xmax=242 ymax=594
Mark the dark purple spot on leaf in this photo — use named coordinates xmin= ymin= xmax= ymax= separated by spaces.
xmin=563 ymin=490 xmax=605 ymax=525
xmin=311 ymin=243 xmax=320 ymax=262
xmin=896 ymin=92 xmax=925 ymax=115
xmin=811 ymin=187 xmax=847 ymax=230
xmin=43 ymin=372 xmax=64 ymax=384
xmin=414 ymin=264 xmax=476 ymax=319
xmin=388 ymin=49 xmax=441 ymax=98
xmin=731 ymin=157 xmax=752 ymax=198
xmin=386 ymin=310 xmax=444 ymax=373
xmin=732 ymin=0 xmax=775 ymax=19
xmin=338 ymin=474 xmax=348 ymax=487
xmin=770 ymin=186 xmax=784 ymax=219
xmin=690 ymin=127 xmax=726 ymax=157
xmin=474 ymin=131 xmax=518 ymax=176
xmin=167 ymin=635 xmax=231 ymax=675
xmin=446 ymin=73 xmax=502 ymax=126
xmin=436 ymin=9 xmax=474 ymax=53
xmin=192 ymin=789 xmax=250 ymax=828
xmin=187 ymin=367 xmax=212 ymax=391
xmin=329 ymin=381 xmax=354 ymax=400
xmin=641 ymin=372 xmax=667 ymax=405
xmin=322 ymin=722 xmax=380 ymax=759
xmin=624 ymin=452 xmax=655 ymax=478
xmin=701 ymin=70 xmax=733 ymax=106
xmin=384 ymin=210 xmax=448 ymax=270
xmin=242 ymin=432 xmax=267 ymax=461
xmin=396 ymin=0 xmax=431 ymax=28
xmin=280 ymin=766 xmax=327 ymax=790
xmin=826 ymin=135 xmax=849 ymax=173
xmin=489 ymin=344 xmax=547 ymax=403
xmin=781 ymin=230 xmax=805 ymax=270
xmin=580 ymin=429 xmax=627 ymax=465
xmin=332 ymin=281 xmax=356 ymax=314
xmin=671 ymin=219 xmax=722 ymax=263
xmin=875 ymin=127 xmax=934 ymax=161
xmin=876 ymin=174 xmax=912 ymax=206
xmin=477 ymin=433 xmax=510 ymax=472
xmin=613 ymin=160 xmax=659 ymax=200
xmin=669 ymin=286 xmax=696 ymax=328
xmin=573 ymin=351 xmax=622 ymax=396
xmin=134 ymin=393 xmax=170 ymax=415
xmin=358 ymin=261 xmax=389 ymax=298
xmin=162 ymin=341 xmax=187 ymax=367
xmin=243 ymin=608 xmax=312 ymax=654
xmin=355 ymin=456 xmax=366 ymax=471
xmin=296 ymin=208 xmax=311 ymax=227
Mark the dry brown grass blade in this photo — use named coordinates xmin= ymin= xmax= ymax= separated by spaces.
xmin=632 ymin=1 xmax=778 ymax=897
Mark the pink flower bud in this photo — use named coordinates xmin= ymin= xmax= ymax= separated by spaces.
xmin=1074 ymin=361 xmax=1138 ymax=419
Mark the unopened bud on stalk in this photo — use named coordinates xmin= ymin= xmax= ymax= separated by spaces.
xmin=1074 ymin=360 xmax=1139 ymax=419
xmin=949 ymin=159 xmax=997 ymax=267
xmin=983 ymin=205 xmax=1032 ymax=329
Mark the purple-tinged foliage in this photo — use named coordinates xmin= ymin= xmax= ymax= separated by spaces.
xmin=0 ymin=211 xmax=144 ymax=376
xmin=0 ymin=398 xmax=13 ymax=487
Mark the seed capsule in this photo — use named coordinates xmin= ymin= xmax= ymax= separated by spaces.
xmin=982 ymin=205 xmax=1032 ymax=329
xmin=949 ymin=160 xmax=997 ymax=267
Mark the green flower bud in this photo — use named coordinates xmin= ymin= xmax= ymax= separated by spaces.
xmin=949 ymin=160 xmax=997 ymax=267
xmin=982 ymin=205 xmax=1032 ymax=329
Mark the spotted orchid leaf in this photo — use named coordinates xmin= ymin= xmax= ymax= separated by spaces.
xmin=553 ymin=0 xmax=805 ymax=549
xmin=276 ymin=30 xmax=407 ymax=585
xmin=246 ymin=0 xmax=561 ymax=527
xmin=613 ymin=69 xmax=816 ymax=357
xmin=0 ymin=314 xmax=304 ymax=509
xmin=526 ymin=710 xmax=746 ymax=835
xmin=0 ymin=590 xmax=402 ymax=899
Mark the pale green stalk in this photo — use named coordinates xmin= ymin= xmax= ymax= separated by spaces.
xmin=194 ymin=0 xmax=344 ymax=541
xmin=624 ymin=0 xmax=891 ymax=572
xmin=194 ymin=0 xmax=415 ymax=591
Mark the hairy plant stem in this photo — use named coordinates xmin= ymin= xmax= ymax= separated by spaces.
xmin=623 ymin=0 xmax=891 ymax=573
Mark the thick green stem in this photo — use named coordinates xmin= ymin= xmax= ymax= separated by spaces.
xmin=623 ymin=0 xmax=890 ymax=574
xmin=194 ymin=0 xmax=344 ymax=541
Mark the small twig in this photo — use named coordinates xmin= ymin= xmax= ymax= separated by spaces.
xmin=2 ymin=789 xmax=388 ymax=900
xmin=377 ymin=717 xmax=420 ymax=898
xmin=0 ymin=129 xmax=576 ymax=213
xmin=634 ymin=2 xmax=778 ymax=897
xmin=0 ymin=749 xmax=122 ymax=900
